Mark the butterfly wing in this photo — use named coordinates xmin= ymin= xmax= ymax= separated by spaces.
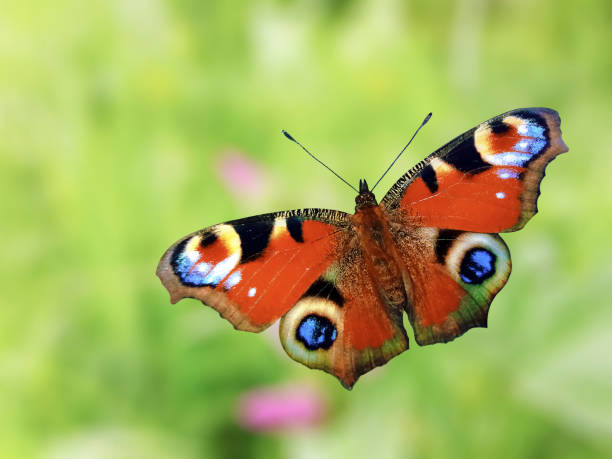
xmin=390 ymin=226 xmax=511 ymax=345
xmin=381 ymin=108 xmax=568 ymax=233
xmin=157 ymin=209 xmax=409 ymax=388
xmin=382 ymin=108 xmax=567 ymax=345
xmin=156 ymin=209 xmax=350 ymax=332
xmin=279 ymin=244 xmax=409 ymax=389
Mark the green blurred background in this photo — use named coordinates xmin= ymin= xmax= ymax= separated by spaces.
xmin=2 ymin=0 xmax=611 ymax=457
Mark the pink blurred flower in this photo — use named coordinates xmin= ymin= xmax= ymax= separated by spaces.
xmin=215 ymin=150 xmax=268 ymax=199
xmin=236 ymin=384 xmax=327 ymax=432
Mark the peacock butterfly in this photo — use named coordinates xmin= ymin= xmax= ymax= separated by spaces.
xmin=156 ymin=108 xmax=568 ymax=389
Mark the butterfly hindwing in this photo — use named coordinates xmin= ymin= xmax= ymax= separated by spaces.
xmin=156 ymin=209 xmax=349 ymax=332
xmin=391 ymin=226 xmax=511 ymax=345
xmin=280 ymin=246 xmax=409 ymax=389
xmin=381 ymin=108 xmax=568 ymax=233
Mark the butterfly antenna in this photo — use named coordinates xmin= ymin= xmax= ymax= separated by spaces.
xmin=282 ymin=130 xmax=359 ymax=193
xmin=371 ymin=112 xmax=432 ymax=192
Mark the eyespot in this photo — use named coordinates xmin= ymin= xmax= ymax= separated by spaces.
xmin=279 ymin=296 xmax=343 ymax=372
xmin=442 ymin=232 xmax=511 ymax=293
xmin=296 ymin=314 xmax=337 ymax=350
xmin=459 ymin=248 xmax=496 ymax=284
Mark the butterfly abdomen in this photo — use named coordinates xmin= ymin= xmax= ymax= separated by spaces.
xmin=351 ymin=206 xmax=407 ymax=308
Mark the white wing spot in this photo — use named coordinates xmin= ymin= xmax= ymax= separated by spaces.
xmin=186 ymin=250 xmax=200 ymax=263
xmin=248 ymin=287 xmax=257 ymax=297
xmin=488 ymin=151 xmax=532 ymax=167
xmin=224 ymin=270 xmax=242 ymax=289
xmin=516 ymin=140 xmax=529 ymax=151
xmin=496 ymin=169 xmax=520 ymax=180
xmin=203 ymin=253 xmax=240 ymax=286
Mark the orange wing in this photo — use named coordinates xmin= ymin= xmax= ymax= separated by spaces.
xmin=157 ymin=209 xmax=348 ymax=332
xmin=280 ymin=245 xmax=409 ymax=389
xmin=381 ymin=108 xmax=568 ymax=233
xmin=390 ymin=226 xmax=512 ymax=345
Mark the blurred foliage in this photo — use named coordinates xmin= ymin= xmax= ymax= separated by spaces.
xmin=1 ymin=0 xmax=611 ymax=458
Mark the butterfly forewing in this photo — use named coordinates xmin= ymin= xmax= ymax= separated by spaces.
xmin=156 ymin=209 xmax=349 ymax=332
xmin=381 ymin=108 xmax=568 ymax=233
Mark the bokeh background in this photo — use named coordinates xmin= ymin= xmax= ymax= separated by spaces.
xmin=2 ymin=0 xmax=611 ymax=458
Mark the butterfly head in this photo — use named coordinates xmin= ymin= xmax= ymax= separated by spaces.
xmin=355 ymin=179 xmax=378 ymax=210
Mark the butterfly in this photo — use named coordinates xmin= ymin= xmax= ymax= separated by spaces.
xmin=156 ymin=108 xmax=568 ymax=389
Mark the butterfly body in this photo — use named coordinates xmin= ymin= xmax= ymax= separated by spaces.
xmin=157 ymin=108 xmax=568 ymax=388
xmin=351 ymin=182 xmax=408 ymax=309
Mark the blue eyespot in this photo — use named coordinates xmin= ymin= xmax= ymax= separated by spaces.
xmin=460 ymin=248 xmax=496 ymax=284
xmin=296 ymin=314 xmax=337 ymax=351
